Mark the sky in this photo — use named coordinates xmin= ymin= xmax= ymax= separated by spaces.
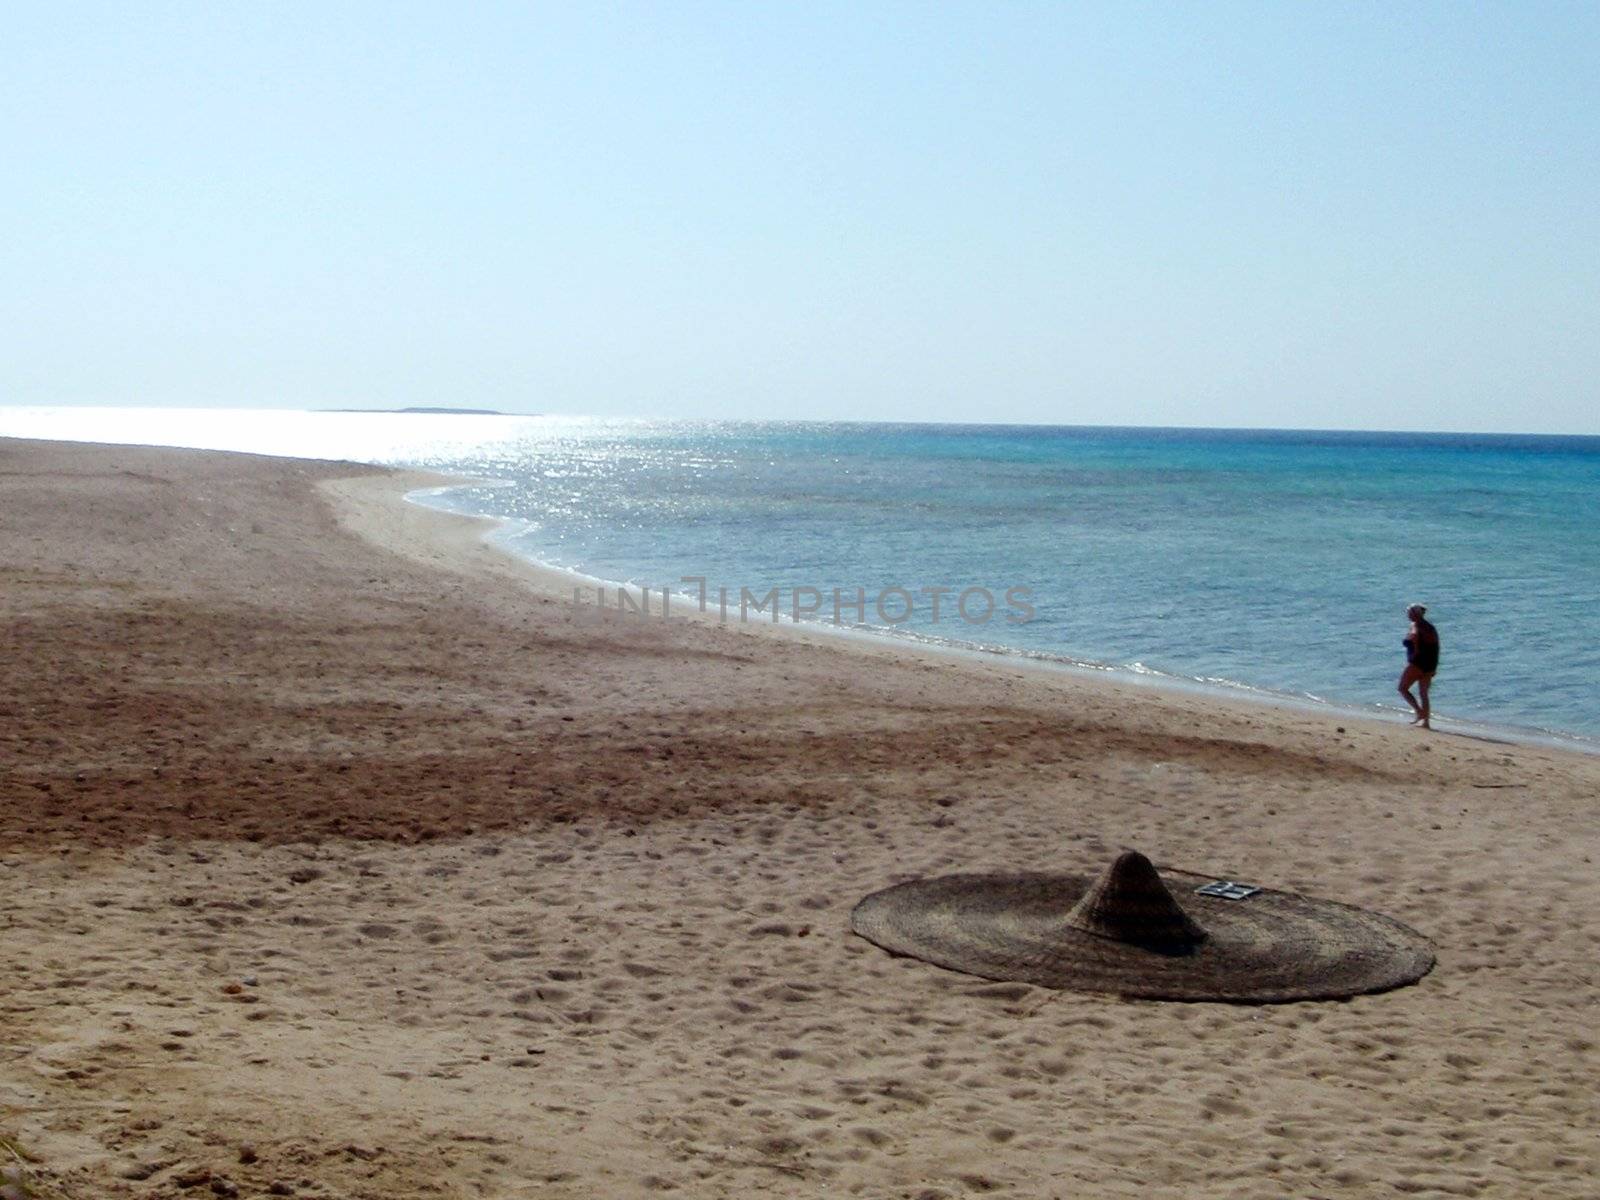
xmin=3 ymin=2 xmax=1597 ymax=433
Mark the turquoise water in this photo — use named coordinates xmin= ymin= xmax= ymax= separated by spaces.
xmin=3 ymin=409 xmax=1596 ymax=744
xmin=414 ymin=421 xmax=1600 ymax=744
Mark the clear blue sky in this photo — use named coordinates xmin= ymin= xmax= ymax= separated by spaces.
xmin=4 ymin=2 xmax=1597 ymax=432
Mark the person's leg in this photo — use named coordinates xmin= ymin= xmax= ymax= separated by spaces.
xmin=1398 ymin=666 xmax=1423 ymax=721
xmin=1417 ymin=673 xmax=1432 ymax=729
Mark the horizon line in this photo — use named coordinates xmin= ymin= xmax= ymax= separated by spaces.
xmin=2 ymin=402 xmax=1597 ymax=441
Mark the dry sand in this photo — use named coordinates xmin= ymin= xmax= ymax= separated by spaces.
xmin=2 ymin=436 xmax=1596 ymax=1199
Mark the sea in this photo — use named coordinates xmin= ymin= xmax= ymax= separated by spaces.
xmin=3 ymin=407 xmax=1596 ymax=749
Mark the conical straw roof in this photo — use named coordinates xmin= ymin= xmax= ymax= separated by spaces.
xmin=850 ymin=849 xmax=1435 ymax=1003
xmin=1062 ymin=850 xmax=1207 ymax=953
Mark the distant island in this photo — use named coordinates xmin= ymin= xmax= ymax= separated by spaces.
xmin=320 ymin=406 xmax=522 ymax=416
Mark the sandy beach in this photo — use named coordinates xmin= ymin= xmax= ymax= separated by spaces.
xmin=3 ymin=436 xmax=1596 ymax=1199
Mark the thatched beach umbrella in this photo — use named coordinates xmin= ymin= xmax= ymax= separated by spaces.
xmin=851 ymin=850 xmax=1434 ymax=1003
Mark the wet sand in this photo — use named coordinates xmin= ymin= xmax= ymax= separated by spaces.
xmin=2 ymin=436 xmax=1596 ymax=1199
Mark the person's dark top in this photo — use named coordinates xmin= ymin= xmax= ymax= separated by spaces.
xmin=1404 ymin=618 xmax=1440 ymax=674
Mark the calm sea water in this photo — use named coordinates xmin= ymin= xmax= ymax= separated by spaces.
xmin=4 ymin=408 xmax=1597 ymax=746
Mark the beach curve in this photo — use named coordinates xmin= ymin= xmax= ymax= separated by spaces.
xmin=2 ymin=436 xmax=1596 ymax=1198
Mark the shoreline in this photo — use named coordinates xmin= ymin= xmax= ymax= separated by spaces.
xmin=396 ymin=473 xmax=1600 ymax=758
xmin=4 ymin=436 xmax=1597 ymax=1198
xmin=0 ymin=413 xmax=1591 ymax=750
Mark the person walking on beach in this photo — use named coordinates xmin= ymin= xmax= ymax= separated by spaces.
xmin=1399 ymin=604 xmax=1440 ymax=729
